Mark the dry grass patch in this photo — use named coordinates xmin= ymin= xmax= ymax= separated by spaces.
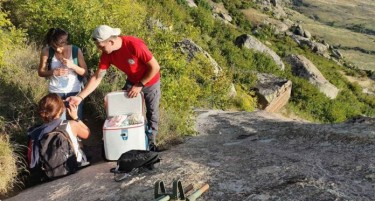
xmin=242 ymin=8 xmax=269 ymax=26
xmin=339 ymin=71 xmax=375 ymax=94
xmin=241 ymin=2 xmax=375 ymax=71
xmin=1 ymin=43 xmax=48 ymax=102
xmin=285 ymin=8 xmax=375 ymax=71
xmin=0 ymin=43 xmax=47 ymax=196
xmin=0 ymin=136 xmax=18 ymax=196
xmin=287 ymin=8 xmax=375 ymax=51
xmin=242 ymin=8 xmax=280 ymax=27
xmin=292 ymin=0 xmax=375 ymax=33
xmin=340 ymin=49 xmax=375 ymax=71
xmin=156 ymin=107 xmax=190 ymax=150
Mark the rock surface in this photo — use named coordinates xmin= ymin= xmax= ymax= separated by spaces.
xmin=235 ymin=34 xmax=285 ymax=71
xmin=185 ymin=0 xmax=197 ymax=8
xmin=285 ymin=54 xmax=339 ymax=99
xmin=6 ymin=110 xmax=375 ymax=201
xmin=175 ymin=39 xmax=222 ymax=76
xmin=254 ymin=73 xmax=292 ymax=112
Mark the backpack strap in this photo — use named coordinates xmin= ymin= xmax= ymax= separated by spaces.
xmin=51 ymin=122 xmax=78 ymax=159
xmin=55 ymin=120 xmax=68 ymax=132
xmin=47 ymin=47 xmax=55 ymax=71
xmin=72 ymin=45 xmax=79 ymax=65
xmin=71 ymin=45 xmax=85 ymax=83
xmin=48 ymin=46 xmax=79 ymax=66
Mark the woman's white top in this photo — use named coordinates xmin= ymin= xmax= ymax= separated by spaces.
xmin=65 ymin=122 xmax=83 ymax=162
xmin=48 ymin=48 xmax=81 ymax=93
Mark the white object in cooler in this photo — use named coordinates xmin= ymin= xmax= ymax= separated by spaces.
xmin=103 ymin=91 xmax=147 ymax=160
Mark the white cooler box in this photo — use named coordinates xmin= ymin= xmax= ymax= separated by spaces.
xmin=103 ymin=91 xmax=147 ymax=160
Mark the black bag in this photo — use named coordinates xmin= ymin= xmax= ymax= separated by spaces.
xmin=111 ymin=150 xmax=161 ymax=181
xmin=39 ymin=122 xmax=78 ymax=179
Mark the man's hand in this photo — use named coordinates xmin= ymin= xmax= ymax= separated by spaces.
xmin=67 ymin=96 xmax=83 ymax=106
xmin=127 ymin=84 xmax=143 ymax=98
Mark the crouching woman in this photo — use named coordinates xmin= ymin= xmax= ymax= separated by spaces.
xmin=28 ymin=93 xmax=90 ymax=173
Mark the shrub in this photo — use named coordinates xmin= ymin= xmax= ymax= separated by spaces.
xmin=231 ymin=86 xmax=257 ymax=111
xmin=0 ymin=8 xmax=34 ymax=196
xmin=190 ymin=7 xmax=216 ymax=34
xmin=195 ymin=0 xmax=212 ymax=10
xmin=6 ymin=0 xmax=147 ymax=67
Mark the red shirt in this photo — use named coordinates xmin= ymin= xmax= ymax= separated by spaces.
xmin=99 ymin=36 xmax=160 ymax=86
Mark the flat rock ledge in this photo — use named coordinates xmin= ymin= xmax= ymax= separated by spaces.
xmin=7 ymin=110 xmax=375 ymax=201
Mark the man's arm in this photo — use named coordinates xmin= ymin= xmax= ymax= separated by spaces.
xmin=67 ymin=68 xmax=107 ymax=105
xmin=127 ymin=57 xmax=160 ymax=98
xmin=139 ymin=57 xmax=160 ymax=85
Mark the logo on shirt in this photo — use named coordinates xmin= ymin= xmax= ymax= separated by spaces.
xmin=128 ymin=59 xmax=135 ymax=65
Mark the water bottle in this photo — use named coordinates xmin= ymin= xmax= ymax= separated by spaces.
xmin=57 ymin=67 xmax=69 ymax=88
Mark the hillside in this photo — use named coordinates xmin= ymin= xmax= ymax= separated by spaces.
xmin=1 ymin=0 xmax=375 ymax=198
xmin=6 ymin=110 xmax=375 ymax=200
xmin=290 ymin=0 xmax=375 ymax=71
xmin=292 ymin=0 xmax=375 ymax=34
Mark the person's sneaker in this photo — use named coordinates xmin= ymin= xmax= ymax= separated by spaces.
xmin=149 ymin=142 xmax=159 ymax=152
xmin=78 ymin=161 xmax=91 ymax=168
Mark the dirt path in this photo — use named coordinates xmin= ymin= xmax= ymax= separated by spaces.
xmin=6 ymin=110 xmax=375 ymax=201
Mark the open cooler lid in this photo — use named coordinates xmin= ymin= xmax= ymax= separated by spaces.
xmin=104 ymin=91 xmax=143 ymax=117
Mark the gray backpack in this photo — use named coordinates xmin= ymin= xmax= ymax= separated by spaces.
xmin=39 ymin=122 xmax=78 ymax=179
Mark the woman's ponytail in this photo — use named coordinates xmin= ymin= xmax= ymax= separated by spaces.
xmin=43 ymin=28 xmax=69 ymax=47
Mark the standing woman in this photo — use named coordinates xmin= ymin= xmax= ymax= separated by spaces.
xmin=38 ymin=28 xmax=87 ymax=120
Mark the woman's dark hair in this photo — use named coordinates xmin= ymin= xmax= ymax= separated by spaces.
xmin=43 ymin=28 xmax=69 ymax=47
xmin=38 ymin=93 xmax=65 ymax=122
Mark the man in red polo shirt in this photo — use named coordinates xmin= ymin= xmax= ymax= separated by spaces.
xmin=68 ymin=25 xmax=161 ymax=149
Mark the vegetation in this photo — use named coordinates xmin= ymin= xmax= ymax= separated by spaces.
xmin=291 ymin=0 xmax=375 ymax=36
xmin=0 ymin=136 xmax=17 ymax=195
xmin=1 ymin=0 xmax=374 ymax=197
xmin=0 ymin=7 xmax=33 ymax=196
xmin=286 ymin=6 xmax=375 ymax=71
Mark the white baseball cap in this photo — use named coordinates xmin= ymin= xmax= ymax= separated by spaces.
xmin=92 ymin=25 xmax=121 ymax=42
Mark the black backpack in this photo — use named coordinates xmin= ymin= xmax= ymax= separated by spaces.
xmin=39 ymin=122 xmax=78 ymax=179
xmin=111 ymin=150 xmax=161 ymax=181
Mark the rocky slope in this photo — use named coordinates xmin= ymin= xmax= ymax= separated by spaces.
xmin=6 ymin=110 xmax=375 ymax=201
